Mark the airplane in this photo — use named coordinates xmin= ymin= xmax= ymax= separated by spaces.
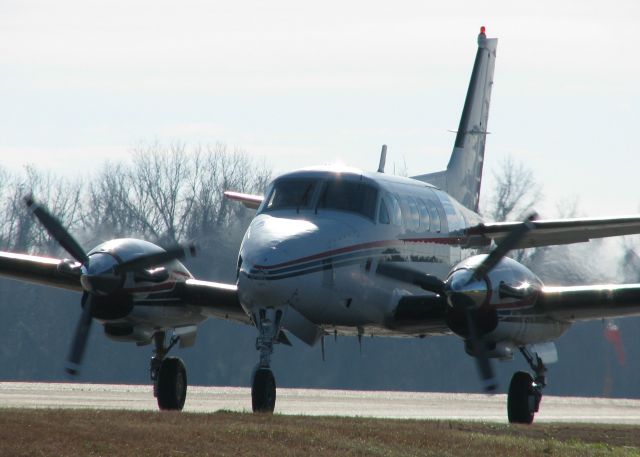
xmin=2 ymin=27 xmax=640 ymax=424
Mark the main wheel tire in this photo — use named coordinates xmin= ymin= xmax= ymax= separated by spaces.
xmin=252 ymin=368 xmax=276 ymax=413
xmin=157 ymin=357 xmax=187 ymax=411
xmin=507 ymin=371 xmax=536 ymax=424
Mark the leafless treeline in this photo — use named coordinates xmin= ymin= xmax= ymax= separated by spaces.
xmin=0 ymin=143 xmax=271 ymax=256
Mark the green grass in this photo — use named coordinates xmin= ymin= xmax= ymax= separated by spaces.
xmin=0 ymin=409 xmax=638 ymax=456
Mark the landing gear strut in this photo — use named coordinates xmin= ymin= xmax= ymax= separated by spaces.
xmin=507 ymin=347 xmax=546 ymax=424
xmin=150 ymin=331 xmax=187 ymax=411
xmin=251 ymin=308 xmax=282 ymax=413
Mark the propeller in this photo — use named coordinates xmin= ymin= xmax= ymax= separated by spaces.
xmin=113 ymin=244 xmax=196 ymax=275
xmin=25 ymin=195 xmax=88 ymax=264
xmin=25 ymin=195 xmax=196 ymax=376
xmin=377 ymin=213 xmax=538 ymax=392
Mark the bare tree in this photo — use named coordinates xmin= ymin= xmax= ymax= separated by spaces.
xmin=485 ymin=156 xmax=541 ymax=222
xmin=1 ymin=166 xmax=82 ymax=254
xmin=84 ymin=142 xmax=271 ymax=250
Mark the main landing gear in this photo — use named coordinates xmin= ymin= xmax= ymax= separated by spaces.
xmin=150 ymin=331 xmax=187 ymax=411
xmin=507 ymin=347 xmax=546 ymax=424
xmin=251 ymin=308 xmax=283 ymax=413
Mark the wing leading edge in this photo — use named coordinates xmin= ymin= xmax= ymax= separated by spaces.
xmin=536 ymin=283 xmax=640 ymax=322
xmin=464 ymin=215 xmax=640 ymax=249
xmin=181 ymin=279 xmax=249 ymax=324
xmin=0 ymin=251 xmax=82 ymax=291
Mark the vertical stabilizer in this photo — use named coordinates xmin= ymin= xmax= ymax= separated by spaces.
xmin=413 ymin=28 xmax=497 ymax=212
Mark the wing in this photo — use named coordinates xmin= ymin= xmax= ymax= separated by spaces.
xmin=223 ymin=191 xmax=264 ymax=210
xmin=180 ymin=278 xmax=250 ymax=324
xmin=536 ymin=283 xmax=640 ymax=322
xmin=464 ymin=215 xmax=640 ymax=249
xmin=0 ymin=250 xmax=250 ymax=324
xmin=0 ymin=251 xmax=82 ymax=291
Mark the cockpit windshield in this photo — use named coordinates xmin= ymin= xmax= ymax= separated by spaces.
xmin=262 ymin=175 xmax=378 ymax=220
xmin=317 ymin=180 xmax=377 ymax=220
xmin=263 ymin=178 xmax=318 ymax=211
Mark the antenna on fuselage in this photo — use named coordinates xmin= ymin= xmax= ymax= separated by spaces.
xmin=377 ymin=144 xmax=387 ymax=173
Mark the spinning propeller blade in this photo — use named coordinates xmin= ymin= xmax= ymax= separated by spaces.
xmin=65 ymin=293 xmax=95 ymax=375
xmin=26 ymin=195 xmax=92 ymax=375
xmin=113 ymin=244 xmax=196 ymax=274
xmin=376 ymin=263 xmax=446 ymax=295
xmin=25 ymin=195 xmax=88 ymax=264
xmin=470 ymin=213 xmax=537 ymax=283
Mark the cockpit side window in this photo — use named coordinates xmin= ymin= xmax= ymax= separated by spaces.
xmin=381 ymin=192 xmax=402 ymax=226
xmin=263 ymin=178 xmax=318 ymax=212
xmin=318 ymin=180 xmax=378 ymax=220
xmin=379 ymin=198 xmax=390 ymax=224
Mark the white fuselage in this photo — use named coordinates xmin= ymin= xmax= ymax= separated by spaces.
xmin=236 ymin=166 xmax=570 ymax=349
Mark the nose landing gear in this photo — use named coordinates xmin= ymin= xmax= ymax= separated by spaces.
xmin=252 ymin=367 xmax=276 ymax=412
xmin=251 ymin=308 xmax=283 ymax=413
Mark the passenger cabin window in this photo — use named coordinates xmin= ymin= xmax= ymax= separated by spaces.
xmin=426 ymin=200 xmax=441 ymax=232
xmin=417 ymin=198 xmax=431 ymax=231
xmin=264 ymin=178 xmax=318 ymax=211
xmin=402 ymin=196 xmax=420 ymax=231
xmin=318 ymin=180 xmax=378 ymax=220
xmin=434 ymin=190 xmax=465 ymax=232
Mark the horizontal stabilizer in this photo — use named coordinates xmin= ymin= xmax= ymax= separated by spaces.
xmin=224 ymin=191 xmax=264 ymax=209
xmin=411 ymin=170 xmax=446 ymax=189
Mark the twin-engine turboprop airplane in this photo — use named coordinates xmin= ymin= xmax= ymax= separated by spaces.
xmin=3 ymin=27 xmax=640 ymax=423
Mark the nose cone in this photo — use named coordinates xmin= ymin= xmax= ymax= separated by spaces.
xmin=238 ymin=215 xmax=319 ymax=309
xmin=238 ymin=214 xmax=357 ymax=309
xmin=80 ymin=252 xmax=122 ymax=295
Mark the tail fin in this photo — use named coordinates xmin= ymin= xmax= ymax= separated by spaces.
xmin=413 ymin=28 xmax=498 ymax=212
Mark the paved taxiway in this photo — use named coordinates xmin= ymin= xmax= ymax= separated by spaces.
xmin=1 ymin=382 xmax=639 ymax=424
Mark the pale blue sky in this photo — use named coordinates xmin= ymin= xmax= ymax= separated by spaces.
xmin=2 ymin=0 xmax=639 ymax=217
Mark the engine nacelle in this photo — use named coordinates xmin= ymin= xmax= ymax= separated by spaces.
xmin=104 ymin=323 xmax=154 ymax=344
xmin=446 ymin=255 xmax=543 ymax=310
xmin=443 ymin=255 xmax=544 ymax=339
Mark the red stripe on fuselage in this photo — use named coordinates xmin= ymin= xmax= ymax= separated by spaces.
xmin=252 ymin=236 xmax=466 ymax=270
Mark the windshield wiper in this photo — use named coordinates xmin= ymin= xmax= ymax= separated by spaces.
xmin=296 ymin=183 xmax=314 ymax=213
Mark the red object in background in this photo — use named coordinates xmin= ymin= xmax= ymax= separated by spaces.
xmin=480 ymin=26 xmax=486 ymax=34
xmin=604 ymin=321 xmax=626 ymax=366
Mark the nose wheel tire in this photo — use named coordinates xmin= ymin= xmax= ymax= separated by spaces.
xmin=507 ymin=371 xmax=538 ymax=424
xmin=157 ymin=357 xmax=187 ymax=411
xmin=252 ymin=368 xmax=276 ymax=413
